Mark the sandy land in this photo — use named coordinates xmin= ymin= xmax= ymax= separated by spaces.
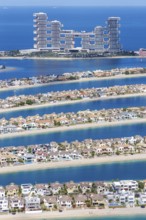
xmin=0 ymin=117 xmax=146 ymax=140
xmin=1 ymin=152 xmax=146 ymax=175
xmin=1 ymin=207 xmax=146 ymax=220
xmin=0 ymin=55 xmax=142 ymax=60
xmin=0 ymin=92 xmax=146 ymax=114
xmin=0 ymin=72 xmax=146 ymax=93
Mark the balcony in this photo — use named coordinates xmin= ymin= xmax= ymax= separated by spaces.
xmin=33 ymin=44 xmax=38 ymax=49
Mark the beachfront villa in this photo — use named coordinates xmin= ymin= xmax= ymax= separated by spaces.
xmin=0 ymin=67 xmax=144 ymax=91
xmin=33 ymin=12 xmax=121 ymax=53
xmin=0 ymin=135 xmax=146 ymax=170
xmin=0 ymin=179 xmax=145 ymax=214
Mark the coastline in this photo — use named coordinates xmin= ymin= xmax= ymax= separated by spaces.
xmin=0 ymin=72 xmax=146 ymax=92
xmin=0 ymin=152 xmax=146 ymax=175
xmin=0 ymin=92 xmax=146 ymax=114
xmin=0 ymin=117 xmax=146 ymax=140
xmin=0 ymin=55 xmax=142 ymax=60
xmin=1 ymin=206 xmax=146 ymax=220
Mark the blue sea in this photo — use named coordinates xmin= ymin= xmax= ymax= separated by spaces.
xmin=0 ymin=6 xmax=146 ymax=51
xmin=1 ymin=7 xmax=146 ymax=220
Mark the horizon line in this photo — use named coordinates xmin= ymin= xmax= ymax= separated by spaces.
xmin=1 ymin=5 xmax=146 ymax=7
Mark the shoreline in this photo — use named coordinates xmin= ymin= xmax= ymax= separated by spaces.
xmin=0 ymin=92 xmax=146 ymax=114
xmin=0 ymin=72 xmax=146 ymax=92
xmin=0 ymin=55 xmax=143 ymax=61
xmin=1 ymin=207 xmax=146 ymax=220
xmin=0 ymin=117 xmax=146 ymax=139
xmin=0 ymin=152 xmax=146 ymax=175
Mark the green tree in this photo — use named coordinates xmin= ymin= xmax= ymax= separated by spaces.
xmin=26 ymin=99 xmax=34 ymax=105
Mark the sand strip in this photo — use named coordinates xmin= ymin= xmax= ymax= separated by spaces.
xmin=0 ymin=152 xmax=146 ymax=175
xmin=0 ymin=92 xmax=146 ymax=114
xmin=0 ymin=73 xmax=146 ymax=92
xmin=0 ymin=118 xmax=146 ymax=140
xmin=1 ymin=207 xmax=146 ymax=220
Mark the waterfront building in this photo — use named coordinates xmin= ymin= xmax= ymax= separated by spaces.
xmin=139 ymin=48 xmax=146 ymax=57
xmin=33 ymin=12 xmax=48 ymax=49
xmin=33 ymin=12 xmax=121 ymax=53
xmin=107 ymin=17 xmax=121 ymax=52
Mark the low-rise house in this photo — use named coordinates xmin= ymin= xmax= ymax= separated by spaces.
xmin=0 ymin=187 xmax=5 ymax=198
xmin=9 ymin=196 xmax=24 ymax=210
xmin=90 ymin=194 xmax=105 ymax=207
xmin=25 ymin=196 xmax=42 ymax=213
xmin=106 ymin=192 xmax=115 ymax=201
xmin=58 ymin=152 xmax=72 ymax=161
xmin=139 ymin=193 xmax=146 ymax=205
xmin=35 ymin=184 xmax=49 ymax=196
xmin=35 ymin=151 xmax=48 ymax=162
xmin=69 ymin=151 xmax=83 ymax=160
xmin=43 ymin=196 xmax=57 ymax=209
xmin=23 ymin=154 xmax=36 ymax=164
xmin=79 ymin=182 xmax=92 ymax=194
xmin=49 ymin=152 xmax=59 ymax=162
xmin=112 ymin=180 xmax=138 ymax=192
xmin=21 ymin=184 xmax=33 ymax=196
xmin=50 ymin=182 xmax=62 ymax=195
xmin=6 ymin=183 xmax=19 ymax=197
xmin=93 ymin=182 xmax=108 ymax=194
xmin=74 ymin=194 xmax=87 ymax=207
xmin=66 ymin=182 xmax=79 ymax=194
xmin=58 ymin=195 xmax=72 ymax=208
xmin=3 ymin=125 xmax=18 ymax=133
xmin=0 ymin=153 xmax=18 ymax=165
xmin=0 ymin=197 xmax=9 ymax=212
xmin=128 ymin=193 xmax=135 ymax=204
xmin=22 ymin=123 xmax=37 ymax=130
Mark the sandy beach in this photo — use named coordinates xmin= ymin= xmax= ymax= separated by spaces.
xmin=0 ymin=92 xmax=146 ymax=114
xmin=0 ymin=152 xmax=146 ymax=175
xmin=1 ymin=206 xmax=146 ymax=220
xmin=0 ymin=117 xmax=146 ymax=140
xmin=0 ymin=55 xmax=142 ymax=60
xmin=0 ymin=72 xmax=146 ymax=93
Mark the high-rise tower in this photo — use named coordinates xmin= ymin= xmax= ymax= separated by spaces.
xmin=94 ymin=26 xmax=105 ymax=52
xmin=33 ymin=13 xmax=121 ymax=53
xmin=107 ymin=17 xmax=121 ymax=52
xmin=33 ymin=12 xmax=48 ymax=49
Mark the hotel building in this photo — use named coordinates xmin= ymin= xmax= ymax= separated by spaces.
xmin=33 ymin=12 xmax=121 ymax=53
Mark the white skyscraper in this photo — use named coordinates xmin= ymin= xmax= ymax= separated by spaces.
xmin=33 ymin=12 xmax=48 ymax=49
xmin=107 ymin=17 xmax=121 ymax=52
xmin=33 ymin=13 xmax=121 ymax=53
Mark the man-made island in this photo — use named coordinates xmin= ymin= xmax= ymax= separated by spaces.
xmin=0 ymin=67 xmax=145 ymax=92
xmin=0 ymin=135 xmax=146 ymax=174
xmin=0 ymin=179 xmax=146 ymax=219
xmin=0 ymin=107 xmax=146 ymax=138
xmin=0 ymin=84 xmax=146 ymax=112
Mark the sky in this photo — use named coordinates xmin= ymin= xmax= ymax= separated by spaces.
xmin=0 ymin=0 xmax=146 ymax=6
